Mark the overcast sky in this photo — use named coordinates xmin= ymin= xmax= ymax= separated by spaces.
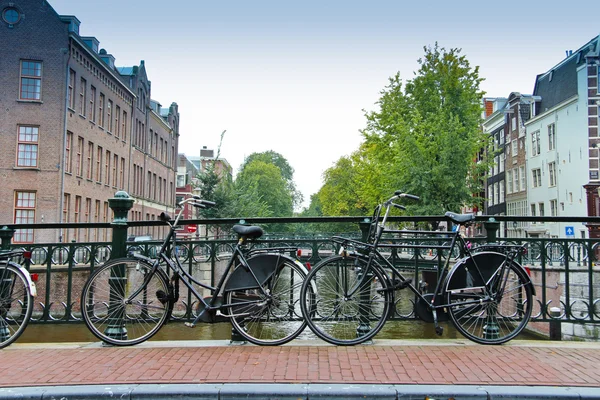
xmin=48 ymin=0 xmax=600 ymax=209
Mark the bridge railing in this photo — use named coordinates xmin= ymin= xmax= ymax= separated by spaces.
xmin=1 ymin=192 xmax=599 ymax=340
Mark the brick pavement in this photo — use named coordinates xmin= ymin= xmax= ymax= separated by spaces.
xmin=0 ymin=340 xmax=599 ymax=388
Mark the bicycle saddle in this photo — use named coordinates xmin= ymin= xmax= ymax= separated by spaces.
xmin=233 ymin=224 xmax=263 ymax=239
xmin=445 ymin=212 xmax=475 ymax=225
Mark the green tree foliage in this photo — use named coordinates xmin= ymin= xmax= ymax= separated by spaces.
xmin=241 ymin=151 xmax=303 ymax=209
xmin=236 ymin=159 xmax=294 ymax=218
xmin=318 ymin=43 xmax=490 ymax=221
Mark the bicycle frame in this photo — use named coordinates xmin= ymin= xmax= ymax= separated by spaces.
xmin=125 ymin=199 xmax=284 ymax=326
xmin=336 ymin=198 xmax=526 ymax=317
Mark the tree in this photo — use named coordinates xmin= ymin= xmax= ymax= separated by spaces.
xmin=359 ymin=43 xmax=490 ymax=224
xmin=240 ymin=151 xmax=303 ymax=210
xmin=236 ymin=159 xmax=294 ymax=218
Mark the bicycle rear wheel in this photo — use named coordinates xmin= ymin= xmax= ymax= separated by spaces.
xmin=445 ymin=254 xmax=533 ymax=344
xmin=300 ymin=255 xmax=391 ymax=346
xmin=81 ymin=258 xmax=170 ymax=346
xmin=0 ymin=262 xmax=34 ymax=349
xmin=226 ymin=258 xmax=309 ymax=345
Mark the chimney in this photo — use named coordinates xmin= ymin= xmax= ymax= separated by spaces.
xmin=484 ymin=99 xmax=494 ymax=117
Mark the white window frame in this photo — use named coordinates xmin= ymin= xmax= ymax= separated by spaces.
xmin=549 ymin=161 xmax=557 ymax=187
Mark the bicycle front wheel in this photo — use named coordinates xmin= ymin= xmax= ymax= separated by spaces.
xmin=0 ymin=262 xmax=34 ymax=349
xmin=445 ymin=254 xmax=533 ymax=344
xmin=300 ymin=255 xmax=391 ymax=346
xmin=81 ymin=258 xmax=170 ymax=346
xmin=226 ymin=258 xmax=309 ymax=345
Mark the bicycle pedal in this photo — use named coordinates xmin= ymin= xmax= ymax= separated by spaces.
xmin=435 ymin=326 xmax=444 ymax=336
xmin=184 ymin=322 xmax=195 ymax=328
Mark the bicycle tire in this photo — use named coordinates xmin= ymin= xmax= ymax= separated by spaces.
xmin=80 ymin=257 xmax=170 ymax=346
xmin=445 ymin=253 xmax=533 ymax=344
xmin=0 ymin=262 xmax=34 ymax=349
xmin=300 ymin=254 xmax=391 ymax=346
xmin=226 ymin=257 xmax=309 ymax=345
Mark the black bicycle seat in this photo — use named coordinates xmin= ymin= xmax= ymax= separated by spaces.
xmin=445 ymin=212 xmax=475 ymax=225
xmin=233 ymin=224 xmax=263 ymax=240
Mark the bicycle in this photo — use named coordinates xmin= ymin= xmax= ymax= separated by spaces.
xmin=0 ymin=249 xmax=37 ymax=349
xmin=80 ymin=196 xmax=312 ymax=346
xmin=300 ymin=190 xmax=535 ymax=345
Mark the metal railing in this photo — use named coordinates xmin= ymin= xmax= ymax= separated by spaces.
xmin=1 ymin=193 xmax=599 ymax=340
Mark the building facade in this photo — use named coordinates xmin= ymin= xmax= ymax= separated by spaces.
xmin=0 ymin=0 xmax=178 ymax=243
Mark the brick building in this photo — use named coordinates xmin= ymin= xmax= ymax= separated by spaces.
xmin=0 ymin=0 xmax=178 ymax=243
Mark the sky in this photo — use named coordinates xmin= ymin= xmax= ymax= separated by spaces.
xmin=48 ymin=0 xmax=600 ymax=210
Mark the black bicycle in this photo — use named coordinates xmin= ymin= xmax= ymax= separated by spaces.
xmin=81 ymin=196 xmax=312 ymax=346
xmin=0 ymin=249 xmax=36 ymax=348
xmin=300 ymin=191 xmax=535 ymax=345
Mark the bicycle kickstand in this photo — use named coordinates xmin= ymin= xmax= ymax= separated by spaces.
xmin=431 ymin=307 xmax=443 ymax=336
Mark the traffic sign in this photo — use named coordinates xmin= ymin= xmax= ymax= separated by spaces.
xmin=187 ymin=225 xmax=197 ymax=233
xmin=565 ymin=226 xmax=575 ymax=237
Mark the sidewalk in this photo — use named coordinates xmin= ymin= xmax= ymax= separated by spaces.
xmin=1 ymin=339 xmax=599 ymax=398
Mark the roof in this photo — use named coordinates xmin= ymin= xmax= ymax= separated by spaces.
xmin=117 ymin=67 xmax=135 ymax=76
xmin=533 ymin=35 xmax=599 ymax=112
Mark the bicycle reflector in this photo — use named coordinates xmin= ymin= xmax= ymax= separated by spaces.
xmin=297 ymin=249 xmax=302 ymax=257
xmin=305 ymin=262 xmax=311 ymax=271
xmin=30 ymin=273 xmax=39 ymax=282
xmin=23 ymin=251 xmax=32 ymax=260
xmin=524 ymin=266 xmax=531 ymax=277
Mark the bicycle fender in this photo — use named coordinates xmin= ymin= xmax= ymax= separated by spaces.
xmin=445 ymin=252 xmax=535 ymax=296
xmin=2 ymin=261 xmax=37 ymax=297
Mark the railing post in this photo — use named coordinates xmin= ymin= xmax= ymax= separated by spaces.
xmin=108 ymin=191 xmax=135 ymax=259
xmin=0 ymin=226 xmax=15 ymax=250
xmin=549 ymin=306 xmax=562 ymax=341
xmin=484 ymin=217 xmax=500 ymax=243
xmin=359 ymin=218 xmax=371 ymax=243
xmin=357 ymin=218 xmax=373 ymax=340
xmin=104 ymin=191 xmax=134 ymax=342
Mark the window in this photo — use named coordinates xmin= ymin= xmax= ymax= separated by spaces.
xmin=103 ymin=202 xmax=109 ymax=241
xmin=115 ymin=105 xmax=120 ymax=138
xmin=549 ymin=162 xmax=557 ymax=186
xmin=76 ymin=136 xmax=84 ymax=176
xmin=107 ymin=100 xmax=113 ymax=132
xmin=507 ymin=170 xmax=513 ymax=194
xmin=531 ymin=131 xmax=540 ymax=156
xmin=122 ymin=111 xmax=127 ymax=141
xmin=512 ymin=140 xmax=518 ymax=157
xmin=89 ymin=86 xmax=96 ymax=122
xmin=13 ymin=191 xmax=36 ymax=243
xmin=94 ymin=200 xmax=101 ymax=241
xmin=96 ymin=146 xmax=102 ymax=182
xmin=550 ymin=199 xmax=558 ymax=216
xmin=3 ymin=7 xmax=20 ymax=24
xmin=84 ymin=198 xmax=92 ymax=241
xmin=494 ymin=182 xmax=499 ymax=205
xmin=120 ymin=157 xmax=125 ymax=189
xmin=79 ymin=77 xmax=87 ymax=116
xmin=105 ymin=150 xmax=111 ymax=186
xmin=539 ymin=202 xmax=545 ymax=217
xmin=112 ymin=154 xmax=118 ymax=187
xmin=513 ymin=168 xmax=520 ymax=192
xmin=511 ymin=117 xmax=517 ymax=131
xmin=68 ymin=69 xmax=75 ymax=109
xmin=99 ymin=93 xmax=105 ymax=128
xmin=532 ymin=168 xmax=542 ymax=187
xmin=86 ymin=142 xmax=94 ymax=179
xmin=519 ymin=166 xmax=525 ymax=189
xmin=488 ymin=184 xmax=493 ymax=206
xmin=499 ymin=180 xmax=505 ymax=203
xmin=548 ymin=123 xmax=556 ymax=151
xmin=74 ymin=196 xmax=81 ymax=241
xmin=65 ymin=131 xmax=73 ymax=173
xmin=63 ymin=193 xmax=71 ymax=241
xmin=530 ymin=204 xmax=536 ymax=217
xmin=20 ymin=60 xmax=42 ymax=100
xmin=16 ymin=125 xmax=39 ymax=167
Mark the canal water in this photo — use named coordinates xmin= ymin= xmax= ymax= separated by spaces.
xmin=18 ymin=321 xmax=545 ymax=343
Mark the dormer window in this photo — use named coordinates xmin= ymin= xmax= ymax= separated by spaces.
xmin=2 ymin=6 xmax=20 ymax=25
